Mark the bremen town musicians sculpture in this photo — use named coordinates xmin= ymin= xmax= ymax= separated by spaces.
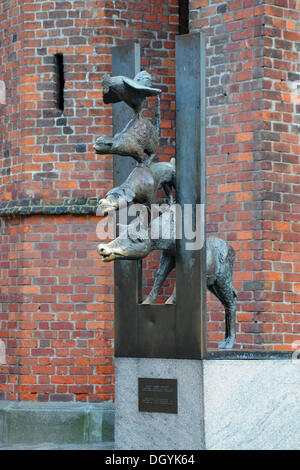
xmin=94 ymin=69 xmax=237 ymax=350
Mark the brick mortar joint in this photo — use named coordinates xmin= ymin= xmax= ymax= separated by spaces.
xmin=0 ymin=198 xmax=98 ymax=218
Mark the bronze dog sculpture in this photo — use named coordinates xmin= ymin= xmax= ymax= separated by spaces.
xmin=97 ymin=209 xmax=237 ymax=350
xmin=97 ymin=160 xmax=175 ymax=216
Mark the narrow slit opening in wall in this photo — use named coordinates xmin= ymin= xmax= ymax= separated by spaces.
xmin=179 ymin=0 xmax=189 ymax=35
xmin=54 ymin=53 xmax=65 ymax=111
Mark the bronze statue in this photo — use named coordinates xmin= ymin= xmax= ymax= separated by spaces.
xmin=97 ymin=160 xmax=175 ymax=216
xmin=95 ymin=68 xmax=237 ymax=350
xmin=94 ymin=71 xmax=162 ymax=165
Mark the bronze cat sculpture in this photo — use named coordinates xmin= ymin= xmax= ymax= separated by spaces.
xmin=94 ymin=115 xmax=159 ymax=165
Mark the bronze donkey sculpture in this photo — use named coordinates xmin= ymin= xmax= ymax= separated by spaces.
xmin=97 ymin=207 xmax=237 ymax=350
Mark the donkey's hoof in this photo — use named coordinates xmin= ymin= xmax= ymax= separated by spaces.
xmin=219 ymin=337 xmax=235 ymax=350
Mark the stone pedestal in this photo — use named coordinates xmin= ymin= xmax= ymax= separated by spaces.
xmin=115 ymin=359 xmax=300 ymax=450
xmin=114 ymin=358 xmax=205 ymax=450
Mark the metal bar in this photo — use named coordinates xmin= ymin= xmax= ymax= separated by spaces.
xmin=112 ymin=44 xmax=141 ymax=357
xmin=175 ymin=32 xmax=206 ymax=359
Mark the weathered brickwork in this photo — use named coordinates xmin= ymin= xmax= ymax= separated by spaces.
xmin=0 ymin=215 xmax=114 ymax=402
xmin=261 ymin=0 xmax=300 ymax=349
xmin=0 ymin=0 xmax=178 ymax=402
xmin=190 ymin=0 xmax=300 ymax=349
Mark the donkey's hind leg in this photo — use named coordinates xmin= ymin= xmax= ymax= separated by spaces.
xmin=212 ymin=279 xmax=236 ymax=349
xmin=208 ymin=275 xmax=237 ymax=350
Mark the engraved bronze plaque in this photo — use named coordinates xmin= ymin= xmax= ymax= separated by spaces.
xmin=138 ymin=378 xmax=178 ymax=414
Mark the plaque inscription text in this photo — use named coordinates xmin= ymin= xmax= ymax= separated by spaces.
xmin=138 ymin=378 xmax=178 ymax=414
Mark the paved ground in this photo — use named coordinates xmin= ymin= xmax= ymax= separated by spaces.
xmin=0 ymin=442 xmax=114 ymax=450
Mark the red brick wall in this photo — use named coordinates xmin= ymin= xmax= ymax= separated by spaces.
xmin=262 ymin=0 xmax=300 ymax=348
xmin=0 ymin=0 xmax=178 ymax=402
xmin=0 ymin=215 xmax=114 ymax=402
xmin=0 ymin=0 xmax=23 ymax=200
xmin=190 ymin=0 xmax=300 ymax=349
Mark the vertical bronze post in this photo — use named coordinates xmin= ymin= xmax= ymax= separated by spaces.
xmin=112 ymin=44 xmax=141 ymax=357
xmin=175 ymin=32 xmax=206 ymax=358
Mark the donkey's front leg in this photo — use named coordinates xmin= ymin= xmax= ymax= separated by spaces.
xmin=165 ymin=284 xmax=176 ymax=304
xmin=142 ymin=252 xmax=175 ymax=304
